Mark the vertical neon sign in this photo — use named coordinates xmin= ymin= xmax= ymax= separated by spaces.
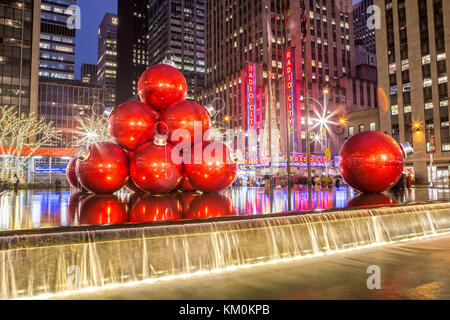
xmin=247 ymin=63 xmax=256 ymax=131
xmin=284 ymin=47 xmax=297 ymax=149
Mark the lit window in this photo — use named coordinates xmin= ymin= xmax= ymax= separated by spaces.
xmin=348 ymin=126 xmax=354 ymax=136
xmin=391 ymin=105 xmax=399 ymax=116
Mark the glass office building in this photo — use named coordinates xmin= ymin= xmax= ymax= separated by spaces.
xmin=0 ymin=0 xmax=40 ymax=114
xmin=39 ymin=0 xmax=77 ymax=80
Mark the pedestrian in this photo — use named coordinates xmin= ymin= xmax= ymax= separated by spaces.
xmin=406 ymin=174 xmax=412 ymax=190
xmin=55 ymin=178 xmax=62 ymax=191
xmin=335 ymin=176 xmax=342 ymax=188
xmin=11 ymin=174 xmax=19 ymax=192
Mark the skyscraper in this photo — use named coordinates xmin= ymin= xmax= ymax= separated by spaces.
xmin=38 ymin=79 xmax=105 ymax=148
xmin=97 ymin=13 xmax=118 ymax=108
xmin=202 ymin=0 xmax=355 ymax=158
xmin=148 ymin=0 xmax=205 ymax=100
xmin=353 ymin=0 xmax=376 ymax=66
xmin=375 ymin=0 xmax=450 ymax=183
xmin=116 ymin=0 xmax=149 ymax=104
xmin=0 ymin=0 xmax=41 ymax=114
xmin=81 ymin=63 xmax=97 ymax=84
xmin=39 ymin=0 xmax=77 ymax=80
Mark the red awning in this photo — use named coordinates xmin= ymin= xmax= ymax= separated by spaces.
xmin=0 ymin=147 xmax=77 ymax=158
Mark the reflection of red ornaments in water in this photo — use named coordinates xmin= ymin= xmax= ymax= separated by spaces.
xmin=185 ymin=193 xmax=235 ymax=219
xmin=76 ymin=142 xmax=129 ymax=194
xmin=185 ymin=141 xmax=237 ymax=193
xmin=79 ymin=195 xmax=128 ymax=225
xmin=346 ymin=193 xmax=397 ymax=209
xmin=176 ymin=191 xmax=200 ymax=214
xmin=178 ymin=173 xmax=196 ymax=192
xmin=66 ymin=191 xmax=89 ymax=225
xmin=160 ymin=100 xmax=211 ymax=146
xmin=339 ymin=131 xmax=406 ymax=193
xmin=108 ymin=101 xmax=158 ymax=152
xmin=130 ymin=194 xmax=182 ymax=223
xmin=66 ymin=157 xmax=80 ymax=189
xmin=138 ymin=64 xmax=187 ymax=112
xmin=130 ymin=141 xmax=183 ymax=194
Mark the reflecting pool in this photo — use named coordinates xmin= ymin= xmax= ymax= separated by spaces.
xmin=1 ymin=187 xmax=450 ymax=232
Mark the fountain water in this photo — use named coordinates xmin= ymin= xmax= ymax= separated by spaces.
xmin=1 ymin=202 xmax=450 ymax=299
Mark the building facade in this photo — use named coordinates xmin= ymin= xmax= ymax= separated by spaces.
xmin=97 ymin=13 xmax=118 ymax=108
xmin=201 ymin=0 xmax=355 ymax=166
xmin=116 ymin=0 xmax=149 ymax=104
xmin=148 ymin=0 xmax=205 ymax=100
xmin=39 ymin=0 xmax=76 ymax=80
xmin=0 ymin=0 xmax=40 ymax=114
xmin=353 ymin=0 xmax=376 ymax=65
xmin=375 ymin=0 xmax=450 ymax=184
xmin=38 ymin=79 xmax=105 ymax=148
xmin=81 ymin=63 xmax=97 ymax=84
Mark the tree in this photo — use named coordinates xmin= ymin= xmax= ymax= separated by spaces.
xmin=72 ymin=114 xmax=112 ymax=148
xmin=0 ymin=105 xmax=61 ymax=180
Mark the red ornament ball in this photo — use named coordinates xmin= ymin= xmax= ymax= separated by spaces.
xmin=339 ymin=131 xmax=406 ymax=193
xmin=178 ymin=173 xmax=196 ymax=192
xmin=76 ymin=142 xmax=130 ymax=194
xmin=130 ymin=194 xmax=183 ymax=223
xmin=138 ymin=64 xmax=187 ymax=112
xmin=160 ymin=100 xmax=211 ymax=146
xmin=108 ymin=101 xmax=158 ymax=152
xmin=130 ymin=139 xmax=183 ymax=194
xmin=66 ymin=157 xmax=83 ymax=190
xmin=79 ymin=194 xmax=128 ymax=226
xmin=185 ymin=141 xmax=237 ymax=193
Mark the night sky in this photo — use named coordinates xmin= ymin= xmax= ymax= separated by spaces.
xmin=75 ymin=0 xmax=117 ymax=80
xmin=74 ymin=0 xmax=362 ymax=80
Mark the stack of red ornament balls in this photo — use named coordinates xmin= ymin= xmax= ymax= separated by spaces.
xmin=66 ymin=64 xmax=237 ymax=195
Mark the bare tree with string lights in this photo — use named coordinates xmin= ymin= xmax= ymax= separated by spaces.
xmin=0 ymin=105 xmax=61 ymax=180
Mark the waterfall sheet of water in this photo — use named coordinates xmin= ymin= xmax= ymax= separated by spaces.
xmin=1 ymin=202 xmax=450 ymax=300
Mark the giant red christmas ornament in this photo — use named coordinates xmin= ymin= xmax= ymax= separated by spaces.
xmin=124 ymin=151 xmax=143 ymax=193
xmin=130 ymin=135 xmax=183 ymax=193
xmin=138 ymin=64 xmax=187 ymax=112
xmin=129 ymin=194 xmax=183 ymax=223
xmin=339 ymin=131 xmax=411 ymax=193
xmin=108 ymin=101 xmax=158 ymax=152
xmin=178 ymin=173 xmax=196 ymax=192
xmin=160 ymin=100 xmax=211 ymax=146
xmin=66 ymin=157 xmax=83 ymax=190
xmin=185 ymin=141 xmax=237 ymax=193
xmin=184 ymin=193 xmax=235 ymax=219
xmin=76 ymin=142 xmax=129 ymax=194
xmin=79 ymin=195 xmax=128 ymax=225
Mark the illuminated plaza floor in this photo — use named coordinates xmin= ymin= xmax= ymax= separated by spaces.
xmin=54 ymin=235 xmax=450 ymax=300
